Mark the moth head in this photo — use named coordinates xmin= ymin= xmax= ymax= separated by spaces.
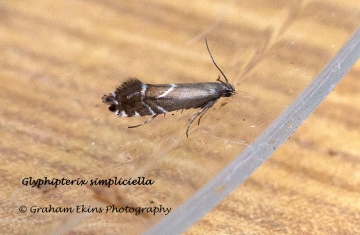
xmin=217 ymin=75 xmax=235 ymax=97
xmin=224 ymin=83 xmax=236 ymax=97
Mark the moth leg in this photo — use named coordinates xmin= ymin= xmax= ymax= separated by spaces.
xmin=198 ymin=99 xmax=218 ymax=125
xmin=186 ymin=100 xmax=216 ymax=137
xmin=197 ymin=107 xmax=210 ymax=126
xmin=128 ymin=115 xmax=158 ymax=129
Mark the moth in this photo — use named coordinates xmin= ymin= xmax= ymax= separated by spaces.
xmin=102 ymin=38 xmax=235 ymax=137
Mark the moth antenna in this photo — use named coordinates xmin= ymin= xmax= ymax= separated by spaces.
xmin=216 ymin=75 xmax=228 ymax=87
xmin=205 ymin=38 xmax=230 ymax=85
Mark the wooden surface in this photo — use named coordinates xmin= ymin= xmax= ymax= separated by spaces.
xmin=1 ymin=1 xmax=359 ymax=234
xmin=186 ymin=63 xmax=360 ymax=234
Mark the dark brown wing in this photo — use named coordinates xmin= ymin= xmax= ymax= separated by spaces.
xmin=144 ymin=83 xmax=225 ymax=112
xmin=102 ymin=78 xmax=154 ymax=117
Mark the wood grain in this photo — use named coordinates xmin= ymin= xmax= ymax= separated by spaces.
xmin=186 ymin=62 xmax=360 ymax=234
xmin=0 ymin=0 xmax=359 ymax=234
